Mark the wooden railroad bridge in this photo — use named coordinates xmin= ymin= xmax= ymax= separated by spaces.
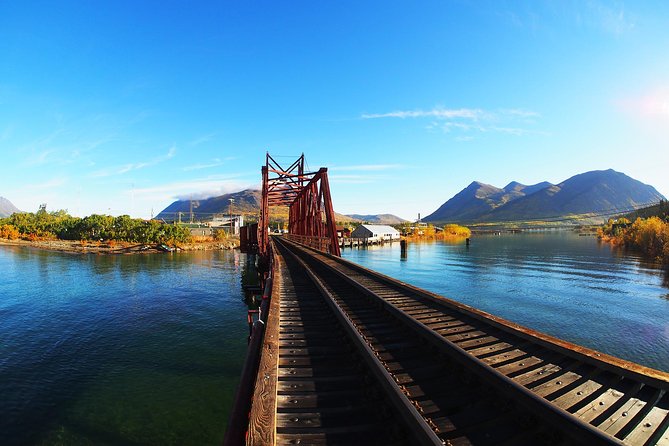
xmin=225 ymin=154 xmax=669 ymax=446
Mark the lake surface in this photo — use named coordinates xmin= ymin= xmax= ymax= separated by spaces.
xmin=0 ymin=246 xmax=255 ymax=446
xmin=342 ymin=232 xmax=669 ymax=372
xmin=3 ymin=233 xmax=669 ymax=445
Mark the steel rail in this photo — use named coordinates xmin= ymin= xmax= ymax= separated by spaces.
xmin=275 ymin=239 xmax=444 ymax=445
xmin=275 ymin=237 xmax=668 ymax=445
xmin=295 ymin=240 xmax=669 ymax=389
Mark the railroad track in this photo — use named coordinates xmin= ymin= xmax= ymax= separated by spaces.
xmin=272 ymin=236 xmax=669 ymax=445
xmin=267 ymin=240 xmax=411 ymax=445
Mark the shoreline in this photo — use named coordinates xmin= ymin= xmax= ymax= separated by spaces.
xmin=0 ymin=238 xmax=239 ymax=255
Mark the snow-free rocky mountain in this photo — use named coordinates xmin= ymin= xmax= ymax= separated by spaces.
xmin=0 ymin=197 xmax=20 ymax=218
xmin=423 ymin=169 xmax=665 ymax=223
xmin=345 ymin=214 xmax=407 ymax=224
xmin=156 ymin=190 xmax=264 ymax=221
xmin=156 ymin=189 xmax=360 ymax=222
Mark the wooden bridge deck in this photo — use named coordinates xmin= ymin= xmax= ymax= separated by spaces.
xmin=240 ymin=237 xmax=669 ymax=445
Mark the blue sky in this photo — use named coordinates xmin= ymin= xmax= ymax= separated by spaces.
xmin=1 ymin=1 xmax=668 ymax=220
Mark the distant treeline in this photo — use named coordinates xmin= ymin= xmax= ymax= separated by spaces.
xmin=0 ymin=207 xmax=191 ymax=244
xmin=598 ymin=200 xmax=669 ymax=264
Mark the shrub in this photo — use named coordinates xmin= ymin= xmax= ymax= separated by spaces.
xmin=2 ymin=207 xmax=195 ymax=245
xmin=443 ymin=224 xmax=471 ymax=238
xmin=602 ymin=216 xmax=669 ymax=263
xmin=0 ymin=224 xmax=20 ymax=240
xmin=214 ymin=229 xmax=228 ymax=241
xmin=624 ymin=217 xmax=666 ymax=259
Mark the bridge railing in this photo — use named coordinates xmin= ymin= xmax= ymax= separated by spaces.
xmin=283 ymin=234 xmax=332 ymax=253
xmin=223 ymin=253 xmax=274 ymax=446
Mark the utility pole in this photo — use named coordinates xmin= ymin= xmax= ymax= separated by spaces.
xmin=229 ymin=198 xmax=235 ymax=236
xmin=189 ymin=198 xmax=200 ymax=224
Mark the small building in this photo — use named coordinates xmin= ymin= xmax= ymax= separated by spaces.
xmin=336 ymin=225 xmax=351 ymax=238
xmin=350 ymin=224 xmax=400 ymax=242
xmin=189 ymin=226 xmax=214 ymax=237
xmin=210 ymin=215 xmax=244 ymax=236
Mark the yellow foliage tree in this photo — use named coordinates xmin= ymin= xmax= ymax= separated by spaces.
xmin=624 ymin=217 xmax=669 ymax=260
xmin=443 ymin=224 xmax=471 ymax=238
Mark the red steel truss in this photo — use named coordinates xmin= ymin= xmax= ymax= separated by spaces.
xmin=259 ymin=153 xmax=341 ymax=257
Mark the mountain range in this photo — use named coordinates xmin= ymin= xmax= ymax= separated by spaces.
xmin=156 ymin=169 xmax=664 ymax=225
xmin=0 ymin=197 xmax=20 ymax=218
xmin=156 ymin=189 xmax=265 ymax=221
xmin=156 ymin=190 xmax=387 ymax=223
xmin=424 ymin=169 xmax=665 ymax=224
xmin=344 ymin=214 xmax=407 ymax=224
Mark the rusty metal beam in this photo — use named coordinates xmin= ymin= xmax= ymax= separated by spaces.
xmin=259 ymin=153 xmax=341 ymax=258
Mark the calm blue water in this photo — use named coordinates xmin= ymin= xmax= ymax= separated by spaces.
xmin=2 ymin=234 xmax=668 ymax=445
xmin=342 ymin=232 xmax=669 ymax=372
xmin=0 ymin=246 xmax=255 ymax=446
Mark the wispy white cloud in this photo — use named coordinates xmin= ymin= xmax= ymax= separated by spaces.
xmin=188 ymin=133 xmax=216 ymax=147
xmin=91 ymin=145 xmax=177 ymax=178
xmin=498 ymin=1 xmax=635 ymax=35
xmin=18 ymin=129 xmax=64 ymax=161
xmin=133 ymin=174 xmax=253 ymax=201
xmin=362 ymin=108 xmax=482 ymax=120
xmin=366 ymin=105 xmax=546 ymax=138
xmin=433 ymin=123 xmax=549 ymax=137
xmin=433 ymin=122 xmax=484 ymax=133
xmin=586 ymin=0 xmax=635 ymax=35
xmin=17 ymin=123 xmax=120 ymax=169
xmin=499 ymin=108 xmax=541 ymax=119
xmin=490 ymin=126 xmax=550 ymax=136
xmin=24 ymin=149 xmax=56 ymax=166
xmin=183 ymin=158 xmax=224 ymax=171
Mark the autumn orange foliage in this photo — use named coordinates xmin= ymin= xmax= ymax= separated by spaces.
xmin=404 ymin=223 xmax=471 ymax=240
xmin=0 ymin=224 xmax=20 ymax=240
xmin=599 ymin=216 xmax=669 ymax=263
